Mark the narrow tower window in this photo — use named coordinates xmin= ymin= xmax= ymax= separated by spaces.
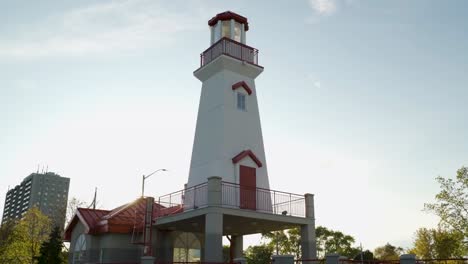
xmin=237 ymin=92 xmax=246 ymax=111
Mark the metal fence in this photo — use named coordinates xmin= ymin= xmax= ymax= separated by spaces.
xmin=339 ymin=260 xmax=401 ymax=264
xmin=221 ymin=181 xmax=306 ymax=217
xmin=155 ymin=181 xmax=306 ymax=218
xmin=200 ymin=37 xmax=259 ymax=67
xmin=296 ymin=259 xmax=326 ymax=264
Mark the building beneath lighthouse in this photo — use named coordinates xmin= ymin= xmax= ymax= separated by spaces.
xmin=64 ymin=11 xmax=317 ymax=264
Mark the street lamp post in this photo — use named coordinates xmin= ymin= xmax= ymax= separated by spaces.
xmin=141 ymin=168 xmax=167 ymax=197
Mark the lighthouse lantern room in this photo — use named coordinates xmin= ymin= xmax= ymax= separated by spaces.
xmin=208 ymin=11 xmax=248 ymax=44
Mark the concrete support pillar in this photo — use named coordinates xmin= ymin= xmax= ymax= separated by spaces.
xmin=232 ymin=235 xmax=243 ymax=258
xmin=301 ymin=223 xmax=317 ymax=259
xmin=155 ymin=230 xmax=174 ymax=263
xmin=207 ymin=176 xmax=222 ymax=206
xmin=204 ymin=212 xmax=223 ymax=262
xmin=140 ymin=256 xmax=155 ymax=264
xmin=326 ymin=254 xmax=340 ymax=264
xmin=301 ymin=193 xmax=317 ymax=259
xmin=400 ymin=254 xmax=416 ymax=264
xmin=305 ymin=193 xmax=315 ymax=219
xmin=272 ymin=255 xmax=294 ymax=264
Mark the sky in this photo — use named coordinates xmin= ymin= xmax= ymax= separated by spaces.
xmin=1 ymin=0 xmax=468 ymax=252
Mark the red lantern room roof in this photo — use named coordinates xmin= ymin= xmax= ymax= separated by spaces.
xmin=208 ymin=11 xmax=249 ymax=31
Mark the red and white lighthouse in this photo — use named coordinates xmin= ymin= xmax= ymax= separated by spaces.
xmin=188 ymin=11 xmax=270 ymax=201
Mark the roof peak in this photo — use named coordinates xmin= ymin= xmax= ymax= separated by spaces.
xmin=208 ymin=11 xmax=249 ymax=31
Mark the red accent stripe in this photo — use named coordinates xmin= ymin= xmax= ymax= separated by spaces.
xmin=232 ymin=81 xmax=253 ymax=95
xmin=232 ymin=149 xmax=263 ymax=167
xmin=208 ymin=11 xmax=249 ymax=31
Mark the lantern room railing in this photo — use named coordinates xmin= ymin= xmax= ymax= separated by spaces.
xmin=200 ymin=37 xmax=260 ymax=67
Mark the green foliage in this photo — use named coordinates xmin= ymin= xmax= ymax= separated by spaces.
xmin=373 ymin=243 xmax=403 ymax=260
xmin=262 ymin=230 xmax=290 ymax=255
xmin=424 ymin=167 xmax=468 ymax=237
xmin=316 ymin=226 xmax=360 ymax=258
xmin=262 ymin=226 xmax=362 ymax=259
xmin=36 ymin=226 xmax=65 ymax=264
xmin=261 ymin=228 xmax=302 ymax=258
xmin=353 ymin=250 xmax=374 ymax=261
xmin=410 ymin=227 xmax=466 ymax=259
xmin=223 ymin=245 xmax=230 ymax=263
xmin=0 ymin=207 xmax=51 ymax=264
xmin=245 ymin=244 xmax=273 ymax=264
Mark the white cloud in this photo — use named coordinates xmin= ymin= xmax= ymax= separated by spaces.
xmin=0 ymin=0 xmax=209 ymax=58
xmin=309 ymin=0 xmax=337 ymax=15
xmin=314 ymin=81 xmax=321 ymax=88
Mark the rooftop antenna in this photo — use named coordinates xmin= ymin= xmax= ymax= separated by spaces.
xmin=89 ymin=187 xmax=97 ymax=209
xmin=37 ymin=164 xmax=40 ymax=173
xmin=46 ymin=165 xmax=48 ymax=173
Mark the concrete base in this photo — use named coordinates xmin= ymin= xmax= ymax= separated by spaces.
xmin=326 ymin=254 xmax=340 ymax=264
xmin=141 ymin=256 xmax=155 ymax=264
xmin=234 ymin=257 xmax=247 ymax=264
xmin=400 ymin=254 xmax=416 ymax=264
xmin=272 ymin=255 xmax=294 ymax=264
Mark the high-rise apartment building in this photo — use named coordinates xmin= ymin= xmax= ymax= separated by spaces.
xmin=2 ymin=172 xmax=70 ymax=227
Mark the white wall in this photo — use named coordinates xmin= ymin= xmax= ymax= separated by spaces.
xmin=188 ymin=56 xmax=270 ymax=192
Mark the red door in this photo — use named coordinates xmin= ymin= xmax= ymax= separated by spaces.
xmin=240 ymin=165 xmax=256 ymax=210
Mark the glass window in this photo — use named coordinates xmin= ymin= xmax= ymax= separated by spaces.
xmin=237 ymin=93 xmax=246 ymax=111
xmin=234 ymin=22 xmax=242 ymax=42
xmin=222 ymin=20 xmax=231 ymax=39
xmin=213 ymin=23 xmax=221 ymax=42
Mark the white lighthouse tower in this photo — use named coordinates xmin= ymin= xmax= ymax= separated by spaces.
xmin=188 ymin=11 xmax=270 ymax=200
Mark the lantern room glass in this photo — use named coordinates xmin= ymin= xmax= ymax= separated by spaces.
xmin=212 ymin=20 xmax=244 ymax=43
xmin=221 ymin=21 xmax=231 ymax=38
xmin=233 ymin=22 xmax=242 ymax=42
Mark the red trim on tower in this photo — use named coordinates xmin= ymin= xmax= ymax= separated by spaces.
xmin=232 ymin=150 xmax=263 ymax=168
xmin=208 ymin=11 xmax=249 ymax=31
xmin=232 ymin=81 xmax=253 ymax=95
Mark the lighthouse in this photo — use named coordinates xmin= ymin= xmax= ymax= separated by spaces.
xmin=188 ymin=11 xmax=270 ymax=197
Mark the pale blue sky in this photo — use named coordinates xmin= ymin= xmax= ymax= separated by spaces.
xmin=1 ymin=0 xmax=467 ymax=251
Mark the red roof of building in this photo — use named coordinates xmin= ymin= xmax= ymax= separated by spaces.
xmin=208 ymin=11 xmax=249 ymax=31
xmin=64 ymin=197 xmax=183 ymax=241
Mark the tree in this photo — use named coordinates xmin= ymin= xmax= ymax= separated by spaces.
xmin=36 ymin=226 xmax=65 ymax=264
xmin=223 ymin=245 xmax=230 ymax=263
xmin=245 ymin=245 xmax=273 ymax=264
xmin=1 ymin=207 xmax=51 ymax=264
xmin=374 ymin=243 xmax=403 ymax=260
xmin=65 ymin=197 xmax=87 ymax=227
xmin=353 ymin=250 xmax=374 ymax=261
xmin=410 ymin=227 xmax=466 ymax=259
xmin=262 ymin=226 xmax=361 ymax=259
xmin=316 ymin=226 xmax=360 ymax=258
xmin=287 ymin=228 xmax=302 ymax=259
xmin=262 ymin=230 xmax=290 ymax=255
xmin=424 ymin=167 xmax=468 ymax=238
xmin=0 ymin=220 xmax=17 ymax=259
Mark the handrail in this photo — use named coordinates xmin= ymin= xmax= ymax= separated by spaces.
xmin=199 ymin=37 xmax=260 ymax=67
xmin=221 ymin=181 xmax=304 ymax=197
xmin=201 ymin=37 xmax=258 ymax=54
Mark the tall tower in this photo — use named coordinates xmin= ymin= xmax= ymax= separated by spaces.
xmin=188 ymin=11 xmax=270 ymax=195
